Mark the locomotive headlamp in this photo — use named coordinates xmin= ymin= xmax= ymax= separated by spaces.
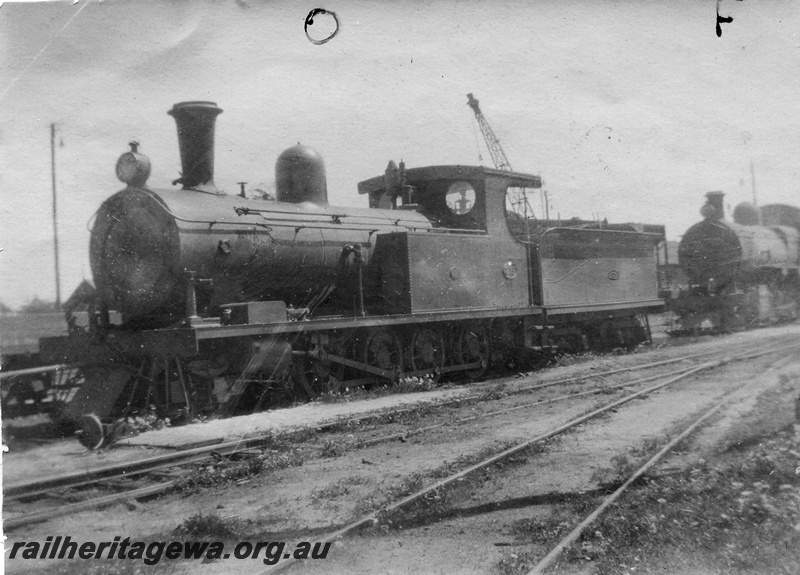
xmin=116 ymin=140 xmax=151 ymax=187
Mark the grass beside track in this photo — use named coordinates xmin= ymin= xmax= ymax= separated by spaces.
xmin=499 ymin=374 xmax=800 ymax=575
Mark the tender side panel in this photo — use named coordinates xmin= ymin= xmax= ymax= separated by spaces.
xmin=406 ymin=232 xmax=529 ymax=312
xmin=538 ymin=229 xmax=659 ymax=308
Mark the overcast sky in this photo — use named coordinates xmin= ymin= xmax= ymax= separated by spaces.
xmin=1 ymin=0 xmax=798 ymax=308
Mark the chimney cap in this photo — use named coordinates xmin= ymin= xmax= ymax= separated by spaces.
xmin=168 ymin=101 xmax=223 ymax=115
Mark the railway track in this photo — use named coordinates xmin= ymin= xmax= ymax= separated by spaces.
xmin=0 ymin=327 xmax=749 ymax=429
xmin=3 ymin=337 xmax=777 ymax=494
xmin=5 ymin=336 xmax=797 ymax=535
xmin=0 ymin=331 xmax=775 ymax=445
xmin=521 ymin=353 xmax=796 ymax=575
xmin=253 ymin=340 xmax=800 ymax=574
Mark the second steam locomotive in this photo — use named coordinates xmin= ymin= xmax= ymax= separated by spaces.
xmin=40 ymin=101 xmax=665 ymax=447
xmin=672 ymin=192 xmax=800 ymax=332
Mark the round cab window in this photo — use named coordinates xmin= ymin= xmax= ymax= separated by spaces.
xmin=446 ymin=181 xmax=476 ymax=215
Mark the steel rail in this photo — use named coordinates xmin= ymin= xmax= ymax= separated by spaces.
xmin=6 ymin=343 xmax=794 ymax=532
xmin=257 ymin=341 xmax=799 ymax=574
xmin=5 ymin=434 xmax=270 ymax=500
xmin=3 ymin=483 xmax=176 ymax=531
xmin=511 ymin=346 xmax=749 ymax=395
xmin=5 ymin=336 xmax=788 ymax=501
xmin=358 ymin=364 xmax=703 ymax=448
xmin=0 ymin=356 xmax=727 ymax=530
xmin=526 ymin=350 xmax=799 ymax=574
xmin=351 ymin=338 xmax=798 ymax=449
xmin=455 ymin=335 xmax=792 ymax=404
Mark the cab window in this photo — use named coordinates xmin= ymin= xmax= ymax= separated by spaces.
xmin=505 ymin=186 xmax=543 ymax=242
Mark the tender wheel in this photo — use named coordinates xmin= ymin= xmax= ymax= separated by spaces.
xmin=409 ymin=328 xmax=445 ymax=381
xmin=489 ymin=319 xmax=517 ymax=368
xmin=76 ymin=413 xmax=105 ymax=450
xmin=595 ymin=321 xmax=618 ymax=351
xmin=363 ymin=329 xmax=402 ymax=383
xmin=623 ymin=319 xmax=645 ymax=350
xmin=459 ymin=326 xmax=489 ymax=379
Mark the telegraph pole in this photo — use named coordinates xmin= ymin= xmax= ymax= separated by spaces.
xmin=51 ymin=122 xmax=62 ymax=310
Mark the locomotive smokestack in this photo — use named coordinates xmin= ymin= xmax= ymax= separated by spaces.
xmin=168 ymin=101 xmax=223 ymax=194
xmin=702 ymin=191 xmax=725 ymax=220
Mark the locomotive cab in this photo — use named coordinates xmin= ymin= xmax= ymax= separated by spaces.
xmin=359 ymin=164 xmax=487 ymax=232
xmin=358 ymin=162 xmax=545 ymax=235
xmin=357 ymin=164 xmax=542 ymax=314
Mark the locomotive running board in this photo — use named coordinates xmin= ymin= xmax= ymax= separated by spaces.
xmin=193 ymin=306 xmax=543 ymax=341
xmin=544 ymin=299 xmax=664 ymax=315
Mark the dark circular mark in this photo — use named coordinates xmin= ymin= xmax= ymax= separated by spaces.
xmin=305 ymin=8 xmax=340 ymax=45
xmin=608 ymin=270 xmax=619 ymax=281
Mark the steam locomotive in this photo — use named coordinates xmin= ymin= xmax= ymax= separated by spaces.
xmin=673 ymin=191 xmax=800 ymax=331
xmin=36 ymin=101 xmax=665 ymax=447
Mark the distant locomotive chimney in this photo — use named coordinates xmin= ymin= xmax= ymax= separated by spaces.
xmin=275 ymin=144 xmax=328 ymax=205
xmin=701 ymin=191 xmax=725 ymax=220
xmin=168 ymin=101 xmax=223 ymax=194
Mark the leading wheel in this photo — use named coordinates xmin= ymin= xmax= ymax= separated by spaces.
xmin=76 ymin=413 xmax=105 ymax=450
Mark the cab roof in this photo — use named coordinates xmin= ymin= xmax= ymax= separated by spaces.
xmin=357 ymin=165 xmax=542 ymax=196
